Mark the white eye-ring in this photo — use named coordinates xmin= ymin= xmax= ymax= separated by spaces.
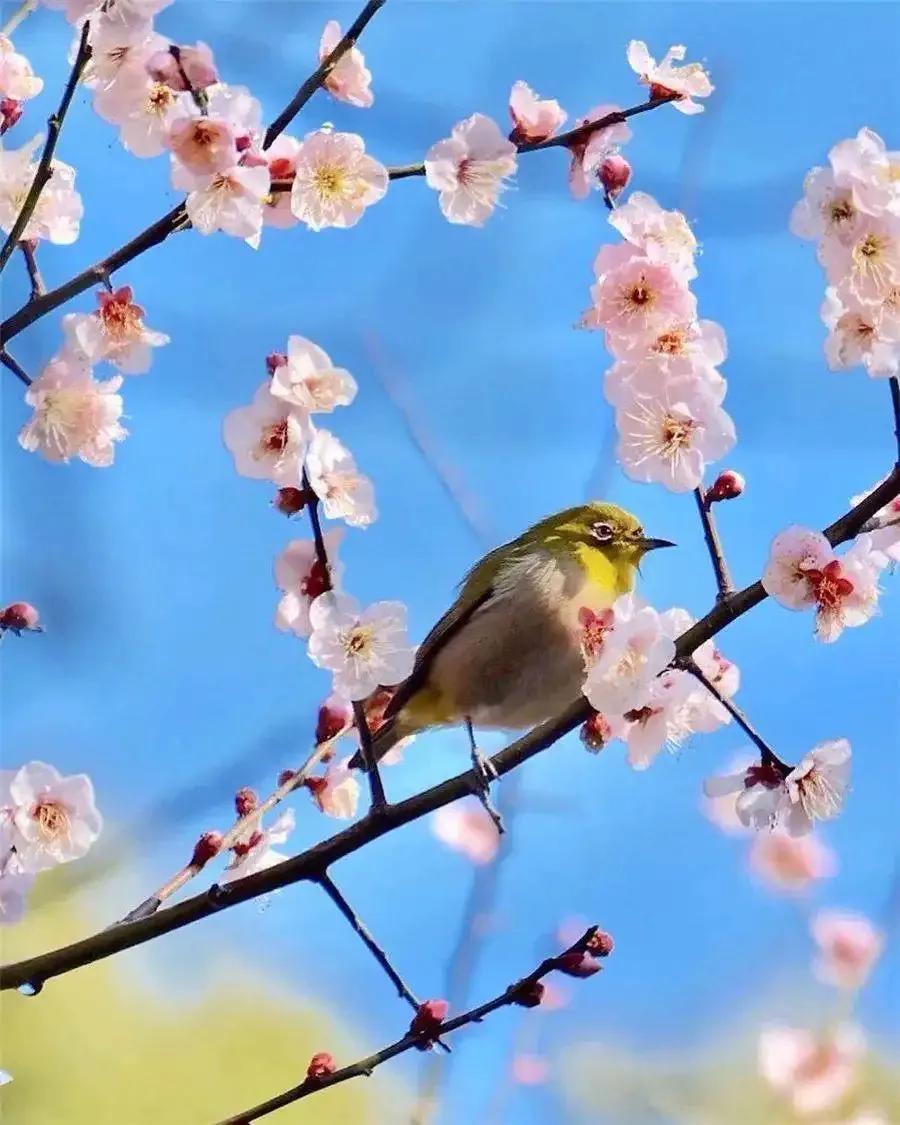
xmin=592 ymin=521 xmax=613 ymax=542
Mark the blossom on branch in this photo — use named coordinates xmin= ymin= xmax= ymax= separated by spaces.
xmin=221 ymin=809 xmax=295 ymax=882
xmin=93 ymin=71 xmax=179 ymax=157
xmin=782 ymin=738 xmax=852 ymax=835
xmin=308 ymin=593 xmax=415 ymax=700
xmin=305 ymin=428 xmax=377 ymax=527
xmin=567 ymin=104 xmax=631 ymax=200
xmin=852 ymin=477 xmax=900 ymax=563
xmin=147 ymin=41 xmax=218 ymax=92
xmin=319 ymin=20 xmax=373 ymax=108
xmin=0 ymin=134 xmax=82 ymax=244
xmin=274 ymin=531 xmax=343 ymax=637
xmin=626 ymin=41 xmax=713 ymax=114
xmin=222 ymin=382 xmax=312 ymax=486
xmin=424 ymin=113 xmax=517 ymax=226
xmin=0 ymin=35 xmax=44 ymax=101
xmin=306 ymin=758 xmax=360 ymax=819
xmin=5 ymin=761 xmax=102 ymax=873
xmin=62 ymin=286 xmax=169 ymax=374
xmin=582 ymin=597 xmax=675 ymax=715
xmin=173 ymin=161 xmax=270 ymax=247
xmin=290 ymin=128 xmax=388 ymax=231
xmin=508 ymin=80 xmax=566 ymax=143
xmin=608 ymin=191 xmax=698 ymax=283
xmin=585 ymin=248 xmax=697 ymax=344
xmin=269 ymin=337 xmax=358 ymax=414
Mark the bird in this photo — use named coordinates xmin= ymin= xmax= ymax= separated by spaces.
xmin=349 ymin=502 xmax=674 ymax=784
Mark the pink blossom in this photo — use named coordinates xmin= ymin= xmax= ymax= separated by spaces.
xmin=19 ymin=354 xmax=127 ymax=467
xmin=172 ymin=162 xmax=270 ymax=248
xmin=616 ymin=375 xmax=735 ymax=492
xmin=606 ymin=316 xmax=727 ymax=366
xmin=588 ymin=252 xmax=696 ymax=345
xmin=431 ymin=799 xmax=499 ymax=865
xmin=9 ymin=761 xmax=102 ymax=873
xmin=603 ymin=352 xmax=726 ymax=410
xmin=222 ymin=382 xmax=311 ymax=486
xmin=263 ymin=133 xmax=302 ymax=228
xmin=146 ymin=42 xmax=218 ymax=91
xmin=819 ymin=216 xmax=900 ymax=305
xmin=821 ymin=287 xmax=900 ymax=377
xmin=290 ymin=128 xmax=388 ymax=231
xmin=762 ymin=526 xmax=835 ymax=609
xmin=85 ymin=18 xmax=166 ymax=100
xmin=167 ymin=116 xmax=237 ymax=175
xmin=582 ymin=597 xmax=675 ymax=715
xmin=758 ymin=1024 xmax=865 ymax=1117
xmin=749 ymin=831 xmax=837 ymax=893
xmin=306 ymin=429 xmax=377 ymax=527
xmin=597 ymin=153 xmax=632 ymax=204
xmin=222 ymin=809 xmax=294 ymax=883
xmin=93 ymin=71 xmax=179 ymax=156
xmin=508 ymin=80 xmax=566 ymax=142
xmin=47 ymin=0 xmax=174 ymax=28
xmin=626 ymin=41 xmax=713 ymax=115
xmin=308 ymin=758 xmax=360 ymax=819
xmin=308 ymin=593 xmax=415 ymax=700
xmin=0 ymin=35 xmax=44 ymax=101
xmin=782 ymin=739 xmax=852 ymax=836
xmin=567 ymin=104 xmax=631 ymax=200
xmin=703 ymin=762 xmax=787 ymax=832
xmin=852 ymin=478 xmax=900 ymax=563
xmin=0 ymin=869 xmax=34 ymax=926
xmin=270 ymin=336 xmax=357 ymax=414
xmin=0 ymin=135 xmax=82 ymax=244
xmin=811 ymin=910 xmax=884 ymax=989
xmin=828 ymin=127 xmax=900 ymax=219
xmin=424 ymin=113 xmax=517 ymax=226
xmin=273 ymin=532 xmax=343 ymax=638
xmin=621 ymin=668 xmax=697 ymax=770
xmin=608 ymin=191 xmax=698 ymax=282
xmin=790 ymin=166 xmax=864 ymax=245
xmin=319 ymin=20 xmax=373 ymax=108
xmin=62 ymin=286 xmax=169 ymax=374
xmin=701 ymin=753 xmax=755 ymax=834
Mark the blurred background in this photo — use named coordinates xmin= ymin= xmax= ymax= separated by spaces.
xmin=1 ymin=1 xmax=899 ymax=1122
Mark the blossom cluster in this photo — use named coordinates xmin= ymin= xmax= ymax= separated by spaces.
xmin=578 ymin=594 xmax=738 ymax=770
xmin=1 ymin=761 xmax=102 ymax=925
xmin=791 ymin=127 xmax=900 ymax=378
xmin=0 ymin=33 xmax=43 ymax=136
xmin=582 ymin=192 xmax=736 ymax=492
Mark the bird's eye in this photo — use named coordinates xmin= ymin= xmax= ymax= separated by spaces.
xmin=592 ymin=521 xmax=614 ymax=542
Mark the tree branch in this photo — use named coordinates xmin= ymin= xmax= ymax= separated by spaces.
xmin=0 ymin=21 xmax=92 ymax=275
xmin=0 ymin=349 xmax=32 ymax=387
xmin=20 ymin=242 xmax=45 ymax=300
xmin=693 ymin=486 xmax=733 ymax=599
xmin=1 ymin=0 xmax=38 ymax=37
xmin=890 ymin=377 xmax=900 ymax=464
xmin=215 ymin=926 xmax=606 ymax=1124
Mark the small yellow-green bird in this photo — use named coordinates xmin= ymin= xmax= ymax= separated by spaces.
xmin=351 ymin=502 xmax=674 ymax=772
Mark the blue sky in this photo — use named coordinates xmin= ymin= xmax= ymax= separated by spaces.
xmin=3 ymin=2 xmax=899 ymax=1122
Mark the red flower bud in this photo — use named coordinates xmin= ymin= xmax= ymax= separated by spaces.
xmin=706 ymin=470 xmax=745 ymax=505
xmin=0 ymin=602 xmax=41 ymax=634
xmin=598 ymin=153 xmax=632 ymax=206
xmin=234 ymin=787 xmax=259 ymax=817
xmin=586 ymin=930 xmax=615 ymax=958
xmin=273 ymin=486 xmax=309 ymax=516
xmin=277 ymin=768 xmax=296 ymax=788
xmin=191 ymin=830 xmax=224 ymax=868
xmin=362 ymin=688 xmax=395 ymax=735
xmin=556 ymin=950 xmax=602 ymax=978
xmin=410 ymin=999 xmax=449 ymax=1047
xmin=511 ymin=980 xmax=545 ymax=1008
xmin=305 ymin=1051 xmax=336 ymax=1080
xmin=268 ymin=157 xmax=295 ymax=181
xmin=0 ymin=98 xmax=23 ymax=135
xmin=231 ymin=829 xmax=263 ymax=858
xmin=265 ymin=351 xmax=287 ymax=376
xmin=316 ymin=696 xmax=353 ymax=745
xmin=580 ymin=712 xmax=611 ymax=753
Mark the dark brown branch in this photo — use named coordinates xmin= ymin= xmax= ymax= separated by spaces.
xmin=890 ymin=377 xmax=900 ymax=464
xmin=215 ymin=926 xmax=605 ymax=1124
xmin=0 ymin=21 xmax=91 ymax=274
xmin=694 ymin=487 xmax=733 ymax=599
xmin=1 ymin=466 xmax=898 ymax=993
xmin=0 ymin=349 xmax=32 ymax=386
xmin=20 ymin=242 xmax=45 ymax=300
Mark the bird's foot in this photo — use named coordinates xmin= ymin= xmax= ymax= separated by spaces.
xmin=469 ymin=744 xmax=505 ymax=836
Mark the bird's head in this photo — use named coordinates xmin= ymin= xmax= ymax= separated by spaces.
xmin=532 ymin=502 xmax=675 ymax=567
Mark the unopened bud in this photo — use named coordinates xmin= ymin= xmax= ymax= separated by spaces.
xmin=277 ymin=768 xmax=296 ymax=788
xmin=316 ymin=694 xmax=353 ymax=745
xmin=363 ymin=688 xmax=395 ymax=735
xmin=706 ymin=470 xmax=745 ymax=505
xmin=410 ymin=999 xmax=449 ymax=1047
xmin=511 ymin=980 xmax=545 ymax=1008
xmin=556 ymin=950 xmax=602 ymax=978
xmin=231 ymin=829 xmax=263 ymax=858
xmin=234 ymin=787 xmax=259 ymax=817
xmin=586 ymin=930 xmax=615 ymax=958
xmin=580 ymin=712 xmax=611 ymax=753
xmin=306 ymin=1051 xmax=336 ymax=1080
xmin=0 ymin=98 xmax=23 ymax=135
xmin=0 ymin=602 xmax=41 ymax=634
xmin=273 ymin=486 xmax=309 ymax=516
xmin=599 ymin=153 xmax=632 ymax=206
xmin=265 ymin=351 xmax=287 ymax=376
xmin=147 ymin=42 xmax=219 ymax=91
xmin=268 ymin=157 xmax=295 ymax=181
xmin=191 ymin=830 xmax=224 ymax=868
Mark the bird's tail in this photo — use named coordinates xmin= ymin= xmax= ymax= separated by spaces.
xmin=347 ymin=713 xmax=408 ymax=771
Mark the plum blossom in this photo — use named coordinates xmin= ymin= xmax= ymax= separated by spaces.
xmin=319 ymin=20 xmax=373 ymax=108
xmin=0 ymin=35 xmax=44 ymax=100
xmin=424 ymin=113 xmax=517 ymax=226
xmin=0 ymin=869 xmax=34 ymax=925
xmin=262 ymin=133 xmax=301 ymax=228
xmin=0 ymin=135 xmax=82 ymax=244
xmin=603 ymin=351 xmax=726 ymax=410
xmin=167 ymin=115 xmax=237 ymax=175
xmin=582 ymin=597 xmax=675 ymax=715
xmin=19 ymin=355 xmax=127 ymax=467
xmin=852 ymin=478 xmax=900 ymax=563
xmin=782 ymin=739 xmax=852 ymax=836
xmin=290 ymin=128 xmax=388 ymax=231
xmin=749 ymin=831 xmax=837 ymax=893
xmin=762 ymin=526 xmax=835 ymax=609
xmin=222 ymin=382 xmax=311 ymax=486
xmin=307 ymin=758 xmax=360 ymax=819
xmin=172 ymin=161 xmax=270 ymax=248
xmin=826 ymin=127 xmax=900 ymax=219
xmin=274 ymin=531 xmax=343 ymax=637
xmin=821 ymin=286 xmax=900 ymax=377
xmin=701 ymin=753 xmax=755 ymax=834
xmin=432 ymin=799 xmax=499 ymax=865
xmin=221 ymin=809 xmax=294 ymax=883
xmin=306 ymin=429 xmax=377 ymax=527
xmin=270 ymin=336 xmax=357 ymax=414
xmin=703 ymin=762 xmax=787 ymax=832
xmin=626 ymin=41 xmax=713 ymax=114
xmin=567 ymin=104 xmax=631 ymax=200
xmin=94 ymin=71 xmax=180 ymax=156
xmin=758 ymin=1024 xmax=865 ymax=1117
xmin=607 ymin=315 xmax=727 ymax=366
xmin=46 ymin=0 xmax=174 ymax=28
xmin=84 ymin=18 xmax=166 ymax=99
xmin=811 ymin=910 xmax=884 ymax=990
xmin=146 ymin=41 xmax=218 ymax=92
xmin=308 ymin=593 xmax=415 ymax=700
xmin=508 ymin=80 xmax=566 ymax=143
xmin=791 ymin=168 xmax=864 ymax=246
xmin=586 ymin=248 xmax=696 ymax=343
xmin=7 ymin=761 xmax=102 ymax=873
xmin=608 ymin=191 xmax=698 ymax=282
xmin=616 ymin=375 xmax=735 ymax=492
xmin=62 ymin=286 xmax=169 ymax=374
xmin=820 ymin=217 xmax=900 ymax=305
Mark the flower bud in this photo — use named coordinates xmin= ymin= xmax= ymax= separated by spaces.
xmin=316 ymin=694 xmax=353 ymax=745
xmin=234 ymin=787 xmax=259 ymax=817
xmin=511 ymin=980 xmax=545 ymax=1008
xmin=265 ymin=351 xmax=287 ymax=377
xmin=191 ymin=830 xmax=224 ymax=868
xmin=268 ymin=157 xmax=295 ymax=181
xmin=598 ymin=153 xmax=632 ymax=206
xmin=409 ymin=999 xmax=449 ymax=1047
xmin=277 ymin=768 xmax=296 ymax=788
xmin=0 ymin=602 xmax=40 ymax=634
xmin=0 ymin=98 xmax=23 ymax=135
xmin=272 ymin=486 xmax=309 ymax=516
xmin=147 ymin=42 xmax=218 ymax=91
xmin=706 ymin=470 xmax=745 ymax=504
xmin=304 ymin=559 xmax=330 ymax=601
xmin=580 ymin=712 xmax=611 ymax=753
xmin=556 ymin=950 xmax=602 ymax=978
xmin=586 ymin=930 xmax=615 ymax=958
xmin=362 ymin=688 xmax=395 ymax=735
xmin=306 ymin=1051 xmax=336 ymax=1080
xmin=231 ymin=829 xmax=264 ymax=858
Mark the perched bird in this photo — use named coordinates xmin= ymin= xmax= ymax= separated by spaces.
xmin=351 ymin=502 xmax=673 ymax=774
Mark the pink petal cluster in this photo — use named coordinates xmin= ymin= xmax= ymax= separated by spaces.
xmin=307 ymin=593 xmax=415 ymax=700
xmin=222 ymin=381 xmax=313 ymax=486
xmin=761 ymin=526 xmax=884 ymax=642
xmin=791 ymin=128 xmax=900 ymax=377
xmin=811 ymin=910 xmax=884 ymax=989
xmin=0 ymin=134 xmax=82 ymax=244
xmin=62 ymin=285 xmax=169 ymax=374
xmin=508 ymin=80 xmax=566 ymax=143
xmin=290 ymin=127 xmax=388 ymax=231
xmin=270 ymin=336 xmax=358 ymax=414
xmin=626 ymin=41 xmax=713 ymax=115
xmin=748 ymin=830 xmax=837 ymax=893
xmin=425 ymin=113 xmax=517 ymax=226
xmin=758 ymin=1024 xmax=865 ymax=1117
xmin=852 ymin=478 xmax=900 ymax=564
xmin=221 ymin=808 xmax=295 ymax=883
xmin=567 ymin=103 xmax=631 ymax=200
xmin=146 ymin=42 xmax=218 ymax=92
xmin=306 ymin=429 xmax=377 ymax=527
xmin=274 ymin=531 xmax=343 ymax=637
xmin=319 ymin=20 xmax=373 ymax=108
xmin=431 ymin=799 xmax=500 ymax=865
xmin=0 ymin=34 xmax=44 ymax=101
xmin=307 ymin=758 xmax=360 ymax=819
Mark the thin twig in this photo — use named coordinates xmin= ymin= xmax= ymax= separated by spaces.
xmin=693 ymin=486 xmax=733 ymax=599
xmin=2 ymin=468 xmax=898 ymax=992
xmin=215 ymin=926 xmax=605 ymax=1124
xmin=680 ymin=659 xmax=791 ymax=775
xmin=0 ymin=349 xmax=31 ymax=386
xmin=0 ymin=21 xmax=92 ymax=274
xmin=20 ymin=242 xmax=45 ymax=300
xmin=169 ymin=45 xmax=207 ymax=114
xmin=890 ymin=377 xmax=900 ymax=464
xmin=0 ymin=0 xmax=37 ymax=37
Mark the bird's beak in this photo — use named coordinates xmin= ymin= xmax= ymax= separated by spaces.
xmin=639 ymin=537 xmax=676 ymax=552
